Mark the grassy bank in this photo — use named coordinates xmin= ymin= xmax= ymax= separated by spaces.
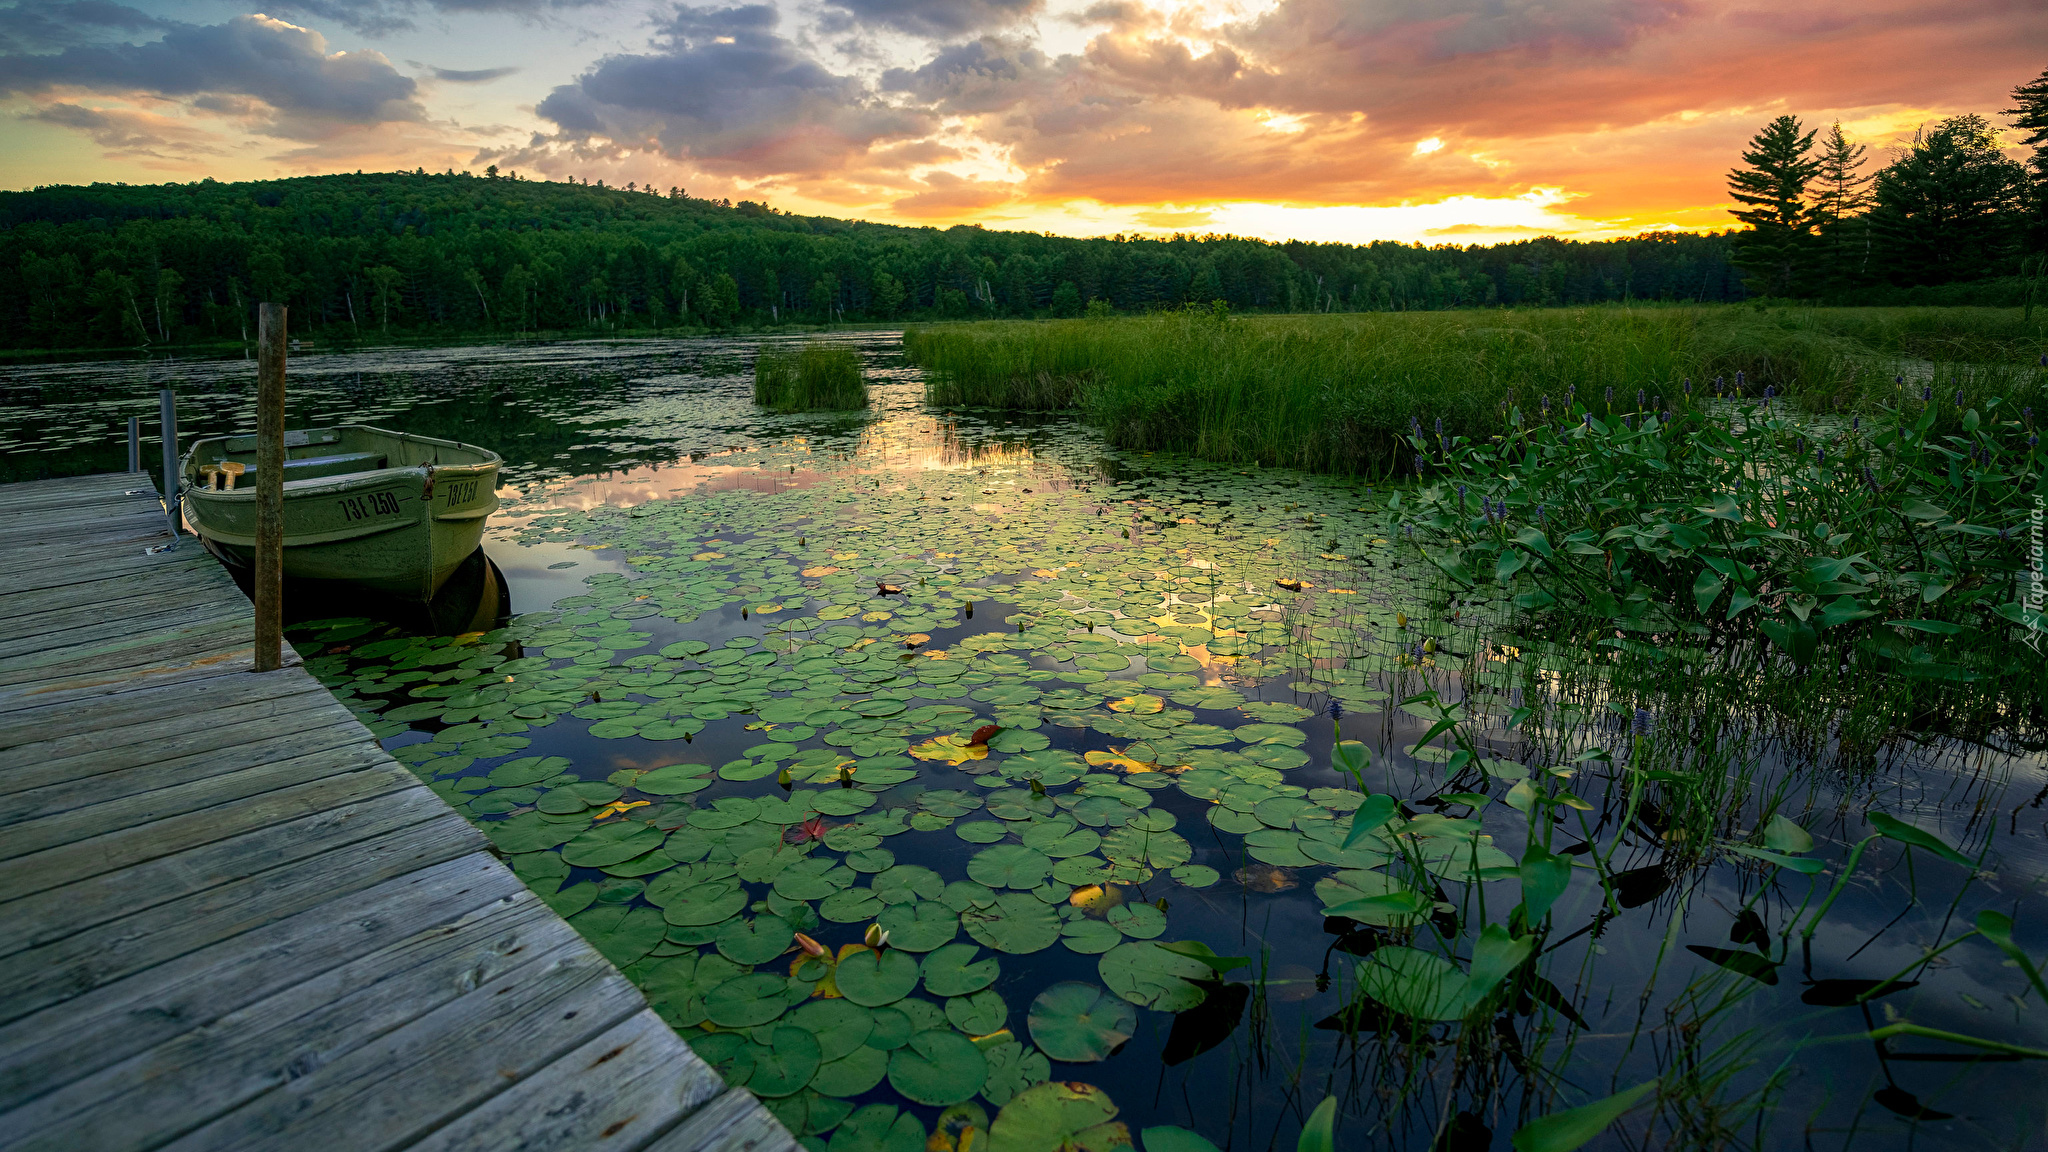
xmin=906 ymin=306 xmax=2048 ymax=474
xmin=753 ymin=342 xmax=869 ymax=412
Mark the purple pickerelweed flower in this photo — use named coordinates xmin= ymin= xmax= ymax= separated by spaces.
xmin=2039 ymin=355 xmax=2046 ymax=367
xmin=1632 ymin=708 xmax=1654 ymax=737
xmin=1541 ymin=395 xmax=1551 ymax=414
xmin=1955 ymin=390 xmax=1964 ymax=408
xmin=1637 ymin=389 xmax=1646 ymax=408
xmin=1863 ymin=466 xmax=1878 ymax=491
xmin=1536 ymin=504 xmax=1547 ymax=520
xmin=1662 ymin=410 xmax=1672 ymax=424
xmin=1683 ymin=378 xmax=1692 ymax=394
xmin=1411 ymin=641 xmax=1424 ymax=660
xmin=1435 ymin=417 xmax=1445 ymax=437
xmin=1794 ymin=435 xmax=1804 ymax=455
xmin=1457 ymin=484 xmax=1468 ymax=503
xmin=1714 ymin=375 xmax=1725 ymax=394
xmin=2032 ymin=434 xmax=2041 ymax=448
xmin=1605 ymin=386 xmax=1615 ymax=407
xmin=1764 ymin=385 xmax=1777 ymax=401
xmin=1921 ymin=384 xmax=1932 ymax=402
xmin=1816 ymin=447 xmax=1825 ymax=464
xmin=1583 ymin=412 xmax=1593 ymax=428
xmin=1412 ymin=416 xmax=1423 ymax=436
xmin=1415 ymin=454 xmax=1426 ymax=473
xmin=1894 ymin=375 xmax=1904 ymax=385
xmin=1327 ymin=700 xmax=1344 ymax=720
xmin=1736 ymin=370 xmax=1746 ymax=387
xmin=1853 ymin=416 xmax=1860 ymax=431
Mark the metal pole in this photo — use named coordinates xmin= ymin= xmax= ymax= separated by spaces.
xmin=158 ymin=389 xmax=179 ymax=539
xmin=127 ymin=416 xmax=140 ymax=472
xmin=255 ymin=303 xmax=287 ymax=673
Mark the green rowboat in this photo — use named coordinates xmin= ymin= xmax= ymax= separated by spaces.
xmin=181 ymin=424 xmax=501 ymax=601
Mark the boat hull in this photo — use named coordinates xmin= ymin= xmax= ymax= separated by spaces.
xmin=181 ymin=426 xmax=500 ymax=601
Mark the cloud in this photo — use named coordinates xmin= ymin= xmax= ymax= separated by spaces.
xmin=431 ymin=64 xmax=518 ymax=82
xmin=524 ymin=4 xmax=931 ymax=177
xmin=260 ymin=0 xmax=619 ymax=37
xmin=23 ymin=100 xmax=227 ymax=157
xmin=820 ymin=0 xmax=1039 ymax=38
xmin=0 ymin=13 xmax=424 ymax=138
xmin=0 ymin=0 xmax=166 ymax=53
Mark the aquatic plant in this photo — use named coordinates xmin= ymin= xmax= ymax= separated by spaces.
xmin=906 ymin=306 xmax=2046 ymax=475
xmin=754 ymin=341 xmax=868 ymax=412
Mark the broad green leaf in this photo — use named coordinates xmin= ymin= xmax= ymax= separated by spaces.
xmin=1867 ymin=812 xmax=1970 ymax=866
xmin=1762 ymin=814 xmax=1813 ymax=854
xmin=1510 ymin=1081 xmax=1658 ymax=1152
xmin=987 ymin=1081 xmax=1130 ymax=1152
xmin=1297 ymin=1097 xmax=1336 ymax=1152
xmin=1027 ymin=981 xmax=1136 ymax=1062
xmin=887 ymin=1030 xmax=987 ymax=1106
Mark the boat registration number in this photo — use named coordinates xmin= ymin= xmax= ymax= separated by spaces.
xmin=338 ymin=491 xmax=402 ymax=522
xmin=442 ymin=478 xmax=480 ymax=505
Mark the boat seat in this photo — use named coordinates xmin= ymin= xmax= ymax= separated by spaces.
xmin=242 ymin=451 xmax=388 ymax=481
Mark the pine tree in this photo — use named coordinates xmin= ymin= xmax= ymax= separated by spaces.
xmin=1867 ymin=114 xmax=2028 ymax=285
xmin=1808 ymin=122 xmax=1874 ymax=291
xmin=1726 ymin=115 xmax=1821 ymax=297
xmin=2005 ymin=64 xmax=2048 ymax=249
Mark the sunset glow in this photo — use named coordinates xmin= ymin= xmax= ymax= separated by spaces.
xmin=0 ymin=0 xmax=2037 ymax=244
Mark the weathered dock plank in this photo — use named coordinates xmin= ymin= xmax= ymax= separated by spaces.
xmin=0 ymin=473 xmax=792 ymax=1152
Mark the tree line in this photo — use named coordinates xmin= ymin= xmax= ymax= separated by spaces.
xmin=1 ymin=169 xmax=1751 ymax=351
xmin=6 ymin=66 xmax=2045 ymax=356
xmin=1726 ymin=64 xmax=2048 ymax=299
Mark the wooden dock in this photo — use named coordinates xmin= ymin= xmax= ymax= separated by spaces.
xmin=0 ymin=473 xmax=793 ymax=1152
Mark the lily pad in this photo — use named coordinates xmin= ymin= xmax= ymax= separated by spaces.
xmin=920 ymin=942 xmax=1001 ymax=996
xmin=945 ymin=988 xmax=1008 ymax=1034
xmin=705 ymin=972 xmax=797 ymax=1027
xmin=660 ymin=879 xmax=749 ymax=927
xmin=836 ymin=947 xmax=922 ymax=1006
xmin=748 ymin=1024 xmax=823 ymax=1097
xmin=963 ymin=892 xmax=1064 ymax=954
xmin=562 ymin=820 xmax=666 ymax=868
xmin=1060 ymin=918 xmax=1123 ymax=954
xmin=636 ymin=762 xmax=715 ymax=795
xmin=979 ymin=1039 xmax=1051 ymax=1107
xmin=810 ymin=1043 xmax=891 ymax=1098
xmin=956 ymin=820 xmax=1010 ymax=844
xmin=1105 ymin=903 xmax=1167 ymax=939
xmin=567 ymin=903 xmax=666 ymax=968
xmin=716 ymin=915 xmax=796 ymax=965
xmin=824 ymin=1103 xmax=924 ymax=1152
xmin=792 ymin=997 xmax=876 ymax=1061
xmin=1027 ymin=982 xmax=1136 ymax=1063
xmin=987 ymin=1081 xmax=1129 ymax=1152
xmin=1100 ymin=941 xmax=1213 ymax=1011
xmin=969 ymin=844 xmax=1056 ymax=890
xmin=877 ymin=901 xmax=961 ymax=952
xmin=887 ymin=1030 xmax=988 ymax=1106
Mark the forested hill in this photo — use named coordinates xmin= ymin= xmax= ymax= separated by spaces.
xmin=1 ymin=170 xmax=1749 ymax=351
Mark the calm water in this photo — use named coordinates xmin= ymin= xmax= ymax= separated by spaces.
xmin=6 ymin=337 xmax=2044 ymax=1151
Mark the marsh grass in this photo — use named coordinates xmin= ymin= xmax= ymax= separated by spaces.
xmin=906 ymin=306 xmax=2047 ymax=474
xmin=753 ymin=342 xmax=868 ymax=412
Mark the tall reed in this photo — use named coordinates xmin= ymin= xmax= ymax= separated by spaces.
xmin=905 ymin=306 xmax=2046 ymax=475
xmin=754 ymin=342 xmax=868 ymax=412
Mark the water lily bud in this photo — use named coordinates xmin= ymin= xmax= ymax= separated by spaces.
xmin=777 ymin=768 xmax=794 ymax=788
xmin=865 ymin=924 xmax=890 ymax=951
xmin=1396 ymin=611 xmax=1408 ymax=628
xmin=793 ymin=932 xmax=827 ymax=958
xmin=1029 ymin=778 xmax=1047 ymax=798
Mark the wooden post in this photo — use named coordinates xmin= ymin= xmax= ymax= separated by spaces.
xmin=255 ymin=303 xmax=287 ymax=673
xmin=158 ymin=389 xmax=179 ymax=538
xmin=127 ymin=416 xmax=140 ymax=472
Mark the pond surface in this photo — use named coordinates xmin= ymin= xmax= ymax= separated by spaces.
xmin=6 ymin=337 xmax=2045 ymax=1151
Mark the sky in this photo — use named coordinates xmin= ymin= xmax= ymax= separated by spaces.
xmin=0 ymin=0 xmax=2041 ymax=244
